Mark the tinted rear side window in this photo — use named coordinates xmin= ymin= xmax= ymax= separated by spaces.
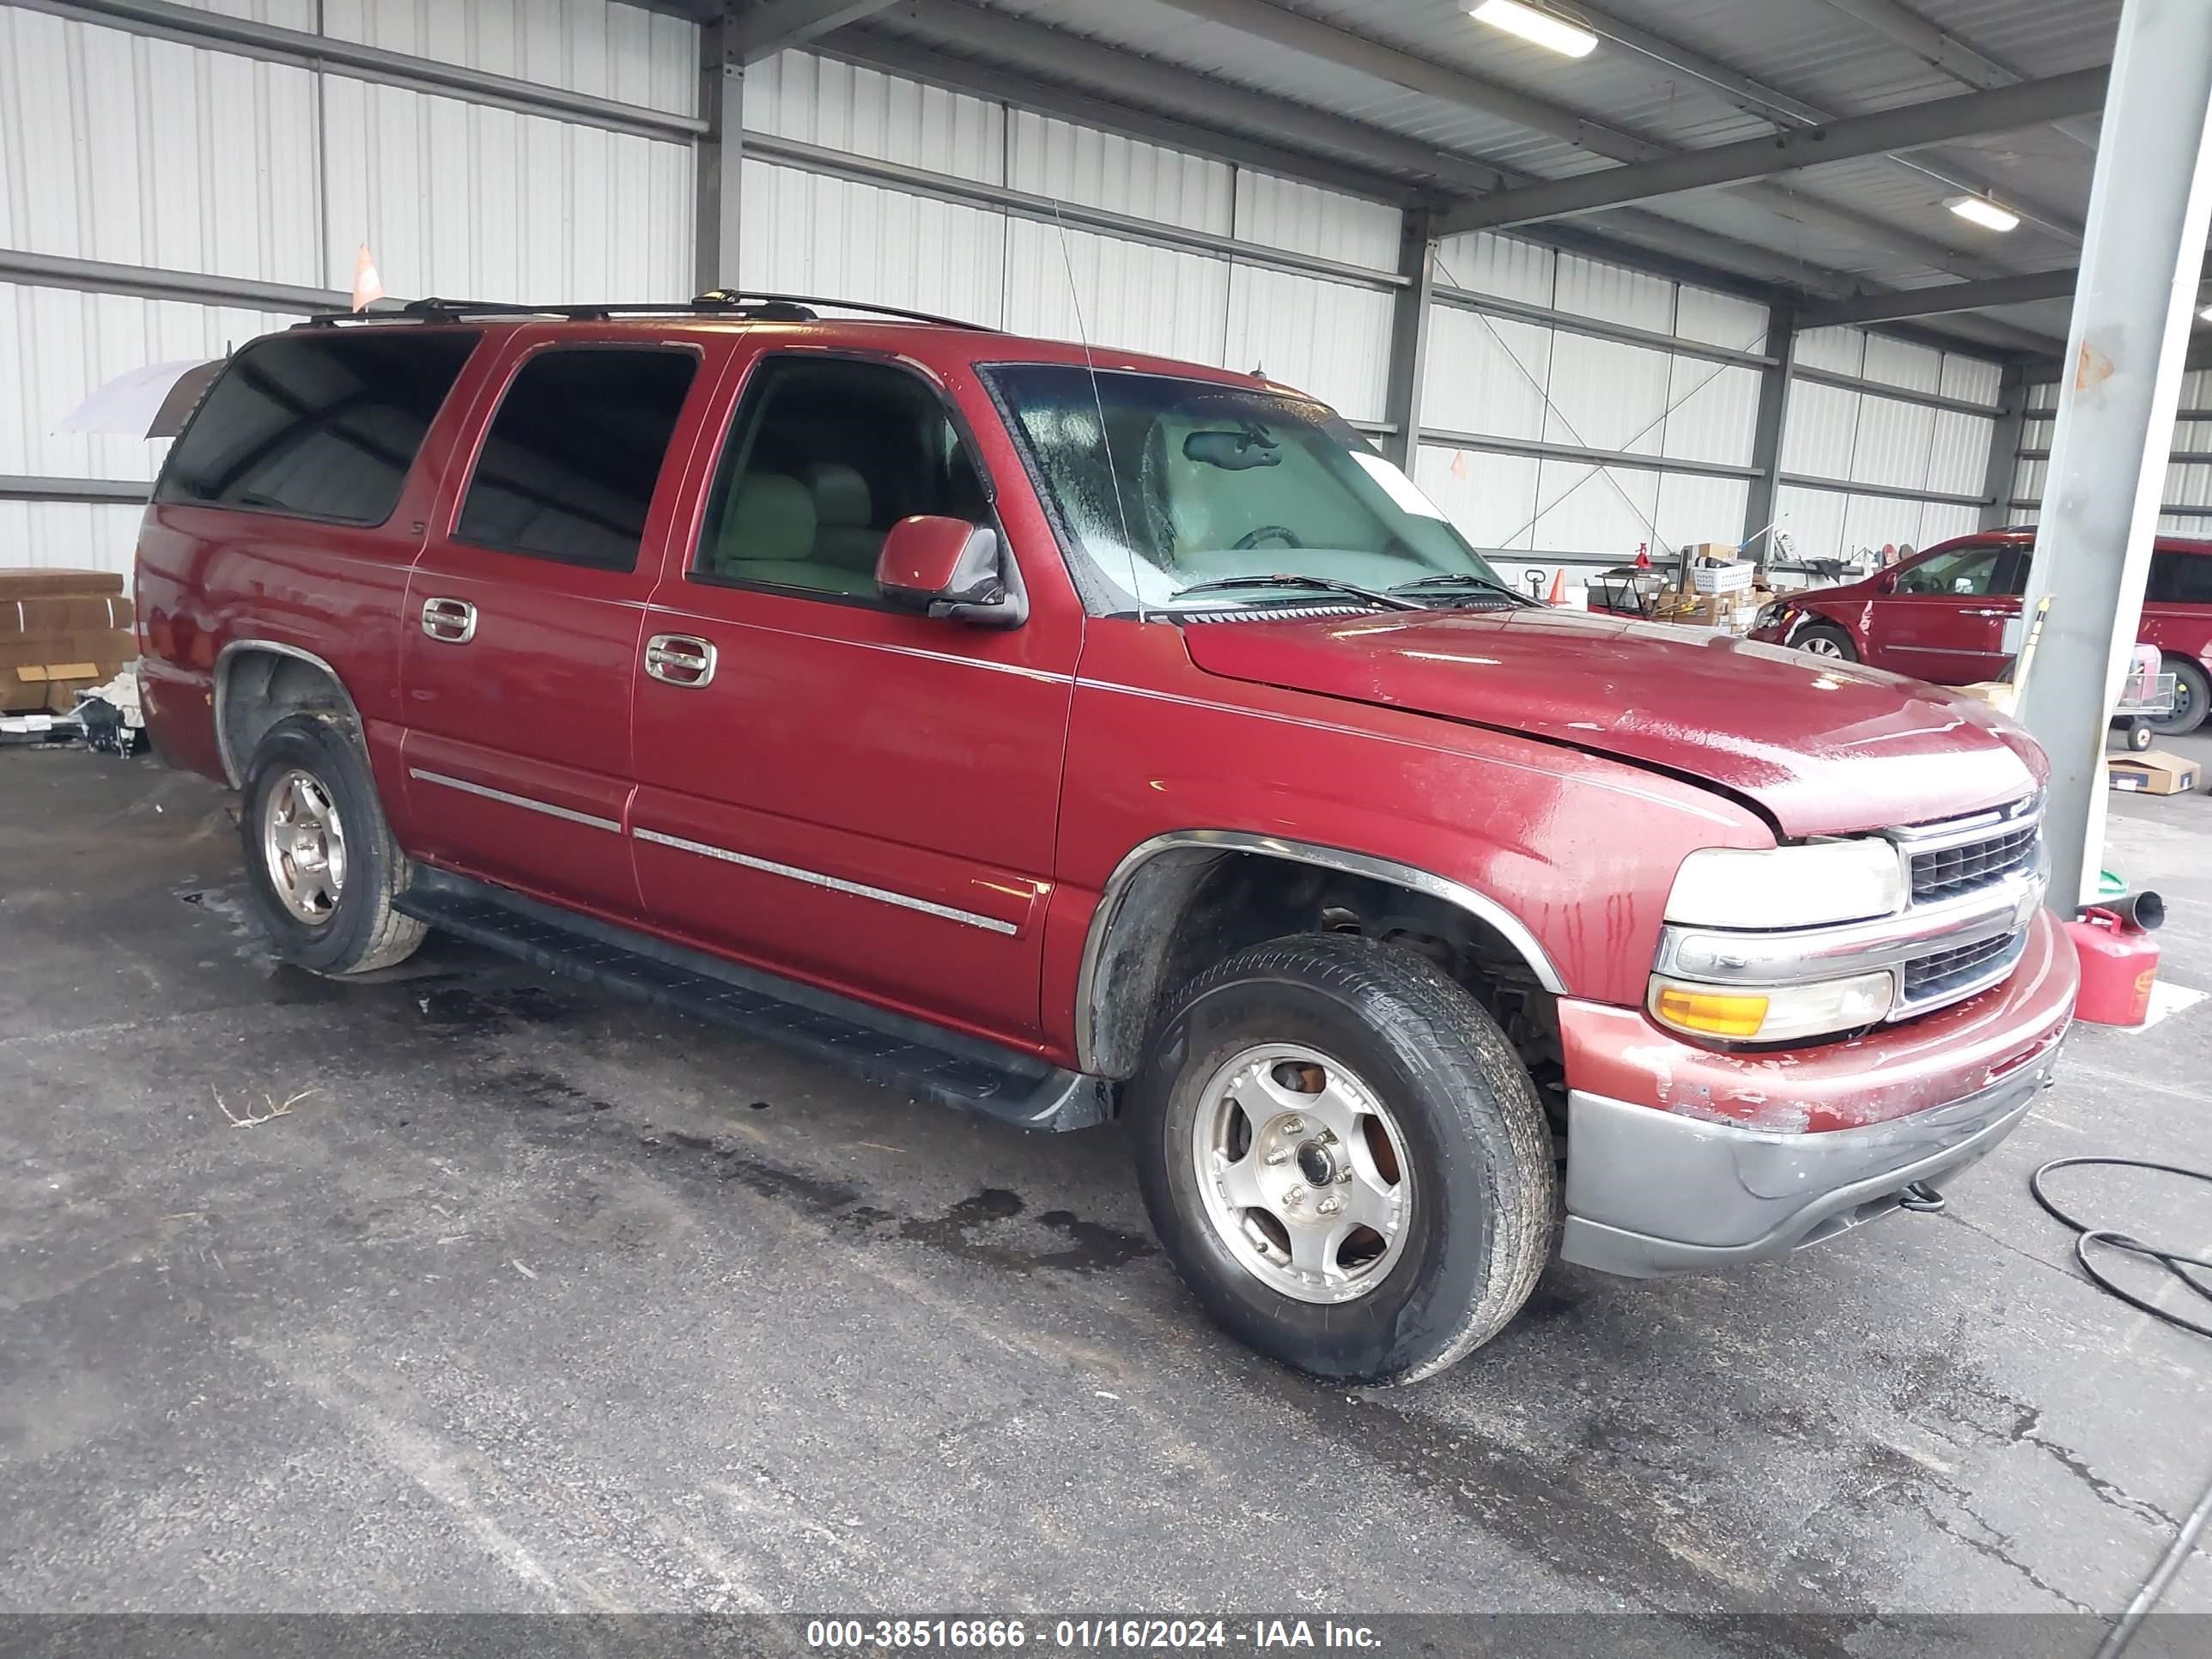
xmin=156 ymin=330 xmax=479 ymax=525
xmin=455 ymin=347 xmax=700 ymax=571
xmin=2148 ymin=550 xmax=2212 ymax=605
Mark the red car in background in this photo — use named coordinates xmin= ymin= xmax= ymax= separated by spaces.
xmin=1747 ymin=529 xmax=2212 ymax=736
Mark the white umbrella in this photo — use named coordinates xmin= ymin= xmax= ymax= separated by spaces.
xmin=55 ymin=357 xmax=224 ymax=439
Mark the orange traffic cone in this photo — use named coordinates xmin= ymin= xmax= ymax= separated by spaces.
xmin=1546 ymin=568 xmax=1566 ymax=605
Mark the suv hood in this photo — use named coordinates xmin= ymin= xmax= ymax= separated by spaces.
xmin=1179 ymin=607 xmax=2043 ymax=838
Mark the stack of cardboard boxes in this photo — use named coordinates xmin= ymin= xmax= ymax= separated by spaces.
xmin=2 ymin=569 xmax=136 ymax=714
xmin=1655 ymin=543 xmax=1775 ymax=633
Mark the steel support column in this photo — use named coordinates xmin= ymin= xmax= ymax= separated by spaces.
xmin=696 ymin=8 xmax=744 ymax=295
xmin=2016 ymin=0 xmax=2212 ymax=910
xmin=1743 ymin=306 xmax=1798 ymax=564
xmin=1378 ymin=210 xmax=1437 ymax=469
xmin=1979 ymin=363 xmax=2029 ymax=530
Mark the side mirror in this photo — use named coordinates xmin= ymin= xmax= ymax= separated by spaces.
xmin=876 ymin=515 xmax=1027 ymax=628
xmin=1876 ymin=570 xmax=1899 ymax=594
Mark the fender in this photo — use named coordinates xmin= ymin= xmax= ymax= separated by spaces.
xmin=211 ymin=639 xmax=365 ymax=787
xmin=1074 ymin=830 xmax=1565 ymax=1077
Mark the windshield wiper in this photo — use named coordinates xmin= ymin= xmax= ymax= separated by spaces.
xmin=1388 ymin=572 xmax=1542 ymax=607
xmin=1170 ymin=574 xmax=1424 ymax=611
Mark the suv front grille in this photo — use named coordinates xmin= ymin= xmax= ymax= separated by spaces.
xmin=1901 ymin=930 xmax=2027 ymax=1005
xmin=1909 ymin=821 xmax=2039 ymax=903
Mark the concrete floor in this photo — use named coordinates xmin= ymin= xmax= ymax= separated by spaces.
xmin=2 ymin=735 xmax=2209 ymax=1631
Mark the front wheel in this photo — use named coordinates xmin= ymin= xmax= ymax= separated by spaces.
xmin=1130 ymin=935 xmax=1557 ymax=1384
xmin=2149 ymin=655 xmax=2209 ymax=737
xmin=1795 ymin=622 xmax=1858 ymax=662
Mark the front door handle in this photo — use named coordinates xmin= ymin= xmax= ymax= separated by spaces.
xmin=421 ymin=597 xmax=477 ymax=643
xmin=645 ymin=633 xmax=717 ymax=688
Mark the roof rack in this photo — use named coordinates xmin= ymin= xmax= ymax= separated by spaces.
xmin=297 ymin=290 xmax=999 ymax=331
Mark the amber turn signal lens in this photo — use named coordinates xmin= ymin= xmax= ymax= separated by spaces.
xmin=1650 ymin=984 xmax=1770 ymax=1039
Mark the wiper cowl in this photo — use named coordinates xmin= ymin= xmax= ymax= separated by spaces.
xmin=1170 ymin=574 xmax=1424 ymax=611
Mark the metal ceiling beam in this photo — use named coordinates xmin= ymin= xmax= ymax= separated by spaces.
xmin=1152 ymin=0 xmax=1664 ymax=162
xmin=1804 ymin=261 xmax=2212 ymax=328
xmin=1560 ymin=1 xmax=2083 ymax=243
xmin=1437 ymin=67 xmax=2106 ymax=234
xmin=1802 ymin=269 xmax=2078 ymax=327
xmin=726 ymin=0 xmax=902 ymax=63
xmin=859 ymin=5 xmax=2066 ymax=356
xmin=859 ymin=5 xmax=1506 ymax=199
xmin=1148 ymin=1 xmax=2065 ymax=312
xmin=1806 ymin=0 xmax=2100 ymax=151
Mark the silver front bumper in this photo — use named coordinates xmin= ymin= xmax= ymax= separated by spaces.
xmin=1558 ymin=1050 xmax=2060 ymax=1279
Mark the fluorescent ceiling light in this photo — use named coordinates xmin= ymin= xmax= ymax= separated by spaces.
xmin=1947 ymin=194 xmax=2020 ymax=233
xmin=1467 ymin=1 xmax=1598 ymax=58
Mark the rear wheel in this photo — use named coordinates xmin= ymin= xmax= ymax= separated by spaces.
xmin=1130 ymin=934 xmax=1557 ymax=1384
xmin=239 ymin=714 xmax=425 ymax=975
xmin=1795 ymin=622 xmax=1857 ymax=662
xmin=2149 ymin=655 xmax=2209 ymax=737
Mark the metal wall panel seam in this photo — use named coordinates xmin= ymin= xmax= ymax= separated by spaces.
xmin=1 ymin=474 xmax=152 ymax=502
xmin=745 ymin=131 xmax=1400 ymax=291
xmin=1421 ymin=428 xmax=1761 ymax=482
xmin=1431 ymin=284 xmax=1773 ymax=368
xmin=1779 ymin=472 xmax=1985 ymax=508
xmin=15 ymin=0 xmax=706 ymax=142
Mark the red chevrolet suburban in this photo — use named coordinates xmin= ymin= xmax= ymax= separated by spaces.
xmin=136 ymin=297 xmax=2078 ymax=1383
xmin=1747 ymin=527 xmax=2212 ymax=735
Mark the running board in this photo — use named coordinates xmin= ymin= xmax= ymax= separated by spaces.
xmin=395 ymin=871 xmax=1113 ymax=1133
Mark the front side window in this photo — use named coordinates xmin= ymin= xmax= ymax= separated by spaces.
xmin=1896 ymin=544 xmax=2002 ymax=597
xmin=456 ymin=347 xmax=700 ymax=571
xmin=985 ymin=364 xmax=1503 ymax=614
xmin=155 ymin=328 xmax=479 ymax=525
xmin=692 ymin=355 xmax=990 ymax=600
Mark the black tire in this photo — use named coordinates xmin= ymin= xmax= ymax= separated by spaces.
xmin=238 ymin=713 xmax=426 ymax=975
xmin=2150 ymin=655 xmax=2209 ymax=738
xmin=2127 ymin=719 xmax=2154 ymax=753
xmin=1794 ymin=621 xmax=1858 ymax=663
xmin=1129 ymin=934 xmax=1557 ymax=1385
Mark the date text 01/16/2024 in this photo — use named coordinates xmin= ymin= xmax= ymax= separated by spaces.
xmin=804 ymin=1620 xmax=1383 ymax=1651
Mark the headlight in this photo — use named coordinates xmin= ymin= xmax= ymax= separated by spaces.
xmin=1665 ymin=841 xmax=1905 ymax=929
xmin=1753 ymin=600 xmax=1790 ymax=630
xmin=1650 ymin=970 xmax=1895 ymax=1043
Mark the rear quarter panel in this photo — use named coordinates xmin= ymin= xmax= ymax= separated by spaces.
xmin=136 ymin=331 xmax=501 ymax=817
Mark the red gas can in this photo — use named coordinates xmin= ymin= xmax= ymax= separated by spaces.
xmin=2063 ymin=903 xmax=2162 ymax=1026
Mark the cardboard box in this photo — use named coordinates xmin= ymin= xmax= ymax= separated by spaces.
xmin=0 ymin=568 xmax=126 ymax=600
xmin=2107 ymin=750 xmax=2201 ymax=795
xmin=1 ymin=595 xmax=133 ymax=636
xmin=1680 ymin=541 xmax=1741 ymax=562
xmin=0 ymin=629 xmax=131 ymax=671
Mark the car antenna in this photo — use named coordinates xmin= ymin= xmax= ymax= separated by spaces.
xmin=1049 ymin=201 xmax=1146 ymax=624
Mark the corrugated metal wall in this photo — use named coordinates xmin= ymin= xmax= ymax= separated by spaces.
xmin=2 ymin=0 xmax=2019 ymax=586
xmin=1416 ymin=229 xmax=1766 ymax=585
xmin=0 ymin=0 xmax=695 ymax=573
xmin=1773 ymin=325 xmax=2000 ymax=563
xmin=738 ymin=51 xmax=1399 ymax=422
xmin=2014 ymin=368 xmax=2212 ymax=537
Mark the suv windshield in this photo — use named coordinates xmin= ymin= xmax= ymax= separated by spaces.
xmin=986 ymin=364 xmax=1503 ymax=613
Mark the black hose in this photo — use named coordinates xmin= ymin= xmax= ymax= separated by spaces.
xmin=2028 ymin=1156 xmax=2212 ymax=1658
xmin=2029 ymin=1156 xmax=2212 ymax=1340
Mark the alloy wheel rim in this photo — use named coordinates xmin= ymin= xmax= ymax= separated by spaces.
xmin=1188 ymin=1042 xmax=1413 ymax=1304
xmin=1801 ymin=635 xmax=1844 ymax=658
xmin=262 ymin=768 xmax=347 ymax=926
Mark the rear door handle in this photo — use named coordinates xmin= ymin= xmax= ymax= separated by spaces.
xmin=1963 ymin=607 xmax=2010 ymax=617
xmin=421 ymin=597 xmax=477 ymax=643
xmin=645 ymin=633 xmax=717 ymax=688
